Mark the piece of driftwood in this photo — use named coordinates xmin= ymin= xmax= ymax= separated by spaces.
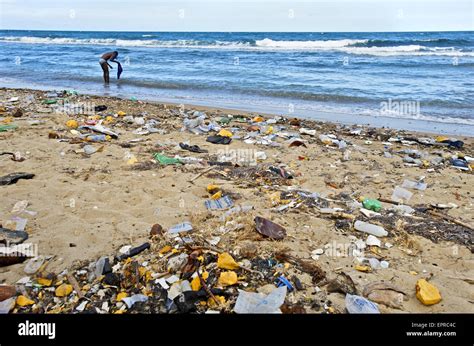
xmin=428 ymin=210 xmax=474 ymax=231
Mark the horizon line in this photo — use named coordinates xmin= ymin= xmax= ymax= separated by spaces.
xmin=0 ymin=28 xmax=473 ymax=33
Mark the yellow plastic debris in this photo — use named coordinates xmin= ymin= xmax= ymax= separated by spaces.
xmin=55 ymin=284 xmax=73 ymax=297
xmin=138 ymin=267 xmax=147 ymax=277
xmin=117 ymin=111 xmax=126 ymax=117
xmin=103 ymin=116 xmax=114 ymax=124
xmin=66 ymin=119 xmax=78 ymax=129
xmin=191 ymin=276 xmax=202 ymax=291
xmin=159 ymin=245 xmax=172 ymax=254
xmin=218 ymin=271 xmax=238 ymax=286
xmin=355 ymin=265 xmax=372 ymax=273
xmin=265 ymin=126 xmax=274 ymax=134
xmin=435 ymin=136 xmax=449 ymax=142
xmin=217 ymin=252 xmax=240 ymax=270
xmin=211 ymin=191 xmax=222 ymax=200
xmin=321 ymin=138 xmax=332 ymax=145
xmin=253 ymin=116 xmax=264 ymax=123
xmin=207 ymin=295 xmax=226 ymax=308
xmin=37 ymin=278 xmax=52 ymax=286
xmin=191 ymin=271 xmax=209 ymax=290
xmin=218 ymin=129 xmax=233 ymax=138
xmin=206 ymin=184 xmax=220 ymax=194
xmin=16 ymin=295 xmax=34 ymax=307
xmin=416 ymin=279 xmax=442 ymax=305
xmin=127 ymin=155 xmax=138 ymax=165
xmin=117 ymin=292 xmax=128 ymax=302
xmin=268 ymin=191 xmax=281 ymax=205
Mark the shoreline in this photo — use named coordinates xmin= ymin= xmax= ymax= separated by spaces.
xmin=1 ymin=82 xmax=474 ymax=138
xmin=0 ymin=86 xmax=473 ymax=314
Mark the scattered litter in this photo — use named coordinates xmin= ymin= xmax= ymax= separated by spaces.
xmin=234 ymin=286 xmax=287 ymax=313
xmin=354 ymin=221 xmax=388 ymax=237
xmin=391 ymin=186 xmax=413 ymax=203
xmin=122 ymin=294 xmax=148 ymax=308
xmin=254 ymin=217 xmax=287 ymax=240
xmin=416 ymin=279 xmax=442 ymax=306
xmin=0 ymin=173 xmax=35 ymax=186
xmin=204 ymin=196 xmax=234 ymax=210
xmin=401 ymin=179 xmax=427 ymax=191
xmin=168 ymin=222 xmax=193 ymax=234
xmin=153 ymin=153 xmax=183 ymax=165
xmin=345 ymin=294 xmax=379 ymax=314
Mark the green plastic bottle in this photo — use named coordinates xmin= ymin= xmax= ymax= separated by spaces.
xmin=362 ymin=198 xmax=382 ymax=212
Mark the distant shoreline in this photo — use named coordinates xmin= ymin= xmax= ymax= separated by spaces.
xmin=2 ymin=85 xmax=474 ymax=139
xmin=1 ymin=29 xmax=473 ymax=33
xmin=1 ymin=84 xmax=474 ymax=138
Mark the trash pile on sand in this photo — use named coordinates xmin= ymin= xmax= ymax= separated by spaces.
xmin=0 ymin=88 xmax=472 ymax=313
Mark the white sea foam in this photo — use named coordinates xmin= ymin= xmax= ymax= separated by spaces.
xmin=339 ymin=45 xmax=473 ymax=57
xmin=256 ymin=38 xmax=474 ymax=56
xmin=255 ymin=38 xmax=368 ymax=48
xmin=0 ymin=36 xmax=250 ymax=49
xmin=1 ymin=36 xmax=473 ymax=57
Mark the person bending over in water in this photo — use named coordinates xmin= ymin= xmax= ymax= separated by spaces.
xmin=99 ymin=51 xmax=123 ymax=84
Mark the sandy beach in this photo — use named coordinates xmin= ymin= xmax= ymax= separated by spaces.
xmin=0 ymin=87 xmax=473 ymax=314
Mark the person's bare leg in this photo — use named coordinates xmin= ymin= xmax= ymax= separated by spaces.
xmin=101 ymin=62 xmax=109 ymax=84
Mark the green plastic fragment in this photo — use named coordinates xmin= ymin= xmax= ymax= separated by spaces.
xmin=153 ymin=153 xmax=183 ymax=165
xmin=0 ymin=124 xmax=18 ymax=132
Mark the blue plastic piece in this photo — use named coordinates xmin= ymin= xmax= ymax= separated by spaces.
xmin=275 ymin=276 xmax=294 ymax=292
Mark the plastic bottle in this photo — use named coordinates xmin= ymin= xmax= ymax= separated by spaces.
xmin=345 ymin=294 xmax=380 ymax=314
xmin=354 ymin=220 xmax=388 ymax=237
xmin=319 ymin=134 xmax=333 ymax=145
xmin=116 ymin=242 xmax=150 ymax=261
xmin=86 ymin=134 xmax=107 ymax=142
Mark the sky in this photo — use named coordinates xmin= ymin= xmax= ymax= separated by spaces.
xmin=0 ymin=0 xmax=473 ymax=32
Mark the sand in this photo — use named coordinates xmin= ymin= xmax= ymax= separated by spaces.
xmin=0 ymin=87 xmax=473 ymax=313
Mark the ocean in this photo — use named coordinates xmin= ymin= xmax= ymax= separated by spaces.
xmin=0 ymin=30 xmax=473 ymax=134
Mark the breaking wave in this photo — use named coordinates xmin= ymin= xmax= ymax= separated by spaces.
xmin=1 ymin=36 xmax=473 ymax=56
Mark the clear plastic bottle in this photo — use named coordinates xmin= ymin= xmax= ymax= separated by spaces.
xmin=345 ymin=294 xmax=380 ymax=314
xmin=354 ymin=220 xmax=388 ymax=237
